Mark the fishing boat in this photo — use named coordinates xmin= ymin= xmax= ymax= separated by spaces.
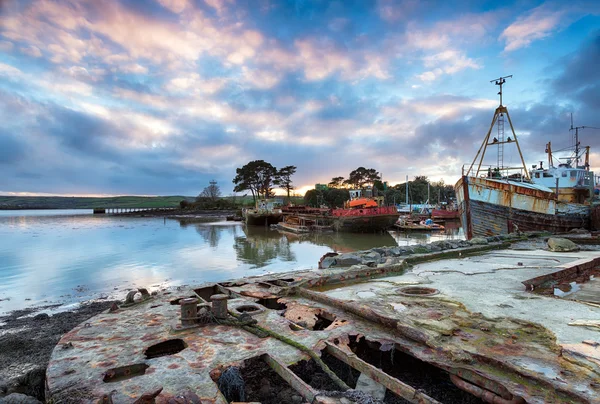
xmin=243 ymin=199 xmax=283 ymax=226
xmin=455 ymin=76 xmax=599 ymax=239
xmin=330 ymin=194 xmax=398 ymax=233
xmin=276 ymin=214 xmax=332 ymax=234
xmin=430 ymin=202 xmax=460 ymax=221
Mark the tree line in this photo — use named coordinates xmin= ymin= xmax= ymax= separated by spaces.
xmin=232 ymin=160 xmax=297 ymax=203
xmin=184 ymin=163 xmax=455 ymax=210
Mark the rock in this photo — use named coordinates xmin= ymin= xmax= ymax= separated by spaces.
xmin=7 ymin=368 xmax=45 ymax=402
xmin=569 ymin=228 xmax=589 ymax=235
xmin=429 ymin=244 xmax=442 ymax=252
xmin=335 ymin=253 xmax=362 ymax=267
xmin=388 ymin=247 xmax=403 ymax=257
xmin=470 ymin=237 xmax=489 ymax=245
xmin=371 ymin=248 xmax=387 ymax=256
xmin=0 ymin=379 xmax=7 ymax=398
xmin=547 ymin=237 xmax=580 ymax=252
xmin=291 ymin=394 xmax=303 ymax=403
xmin=319 ymin=256 xmax=337 ymax=269
xmin=32 ymin=313 xmax=49 ymax=321
xmin=361 ymin=251 xmax=382 ymax=265
xmin=0 ymin=393 xmax=42 ymax=404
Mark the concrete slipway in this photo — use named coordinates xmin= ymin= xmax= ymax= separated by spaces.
xmin=46 ymin=235 xmax=600 ymax=404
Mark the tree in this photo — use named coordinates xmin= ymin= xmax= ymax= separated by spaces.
xmin=343 ymin=167 xmax=381 ymax=189
xmin=198 ymin=179 xmax=221 ymax=201
xmin=232 ymin=160 xmax=278 ymax=203
xmin=304 ymin=188 xmax=350 ymax=208
xmin=328 ymin=176 xmax=345 ymax=189
xmin=275 ymin=165 xmax=297 ymax=202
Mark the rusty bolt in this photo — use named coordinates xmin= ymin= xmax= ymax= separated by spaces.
xmin=180 ymin=298 xmax=199 ymax=326
xmin=211 ymin=294 xmax=229 ymax=319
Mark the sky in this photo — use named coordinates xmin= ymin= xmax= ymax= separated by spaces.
xmin=0 ymin=0 xmax=599 ymax=197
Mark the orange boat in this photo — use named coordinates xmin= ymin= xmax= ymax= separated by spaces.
xmin=347 ymin=197 xmax=379 ymax=208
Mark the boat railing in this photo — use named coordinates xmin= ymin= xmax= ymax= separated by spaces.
xmin=461 ymin=164 xmax=529 ymax=182
xmin=331 ymin=206 xmax=397 ymax=217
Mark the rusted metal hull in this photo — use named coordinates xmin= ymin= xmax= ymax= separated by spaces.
xmin=456 ymin=176 xmax=590 ymax=239
xmin=45 ymin=240 xmax=600 ymax=404
xmin=245 ymin=212 xmax=283 ymax=226
xmin=331 ymin=214 xmax=398 ymax=233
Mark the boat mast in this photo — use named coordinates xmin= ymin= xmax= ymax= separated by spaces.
xmin=466 ymin=75 xmax=530 ymax=180
xmin=570 ymin=114 xmax=600 ymax=170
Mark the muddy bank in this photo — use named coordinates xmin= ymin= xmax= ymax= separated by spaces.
xmin=0 ymin=301 xmax=116 ymax=402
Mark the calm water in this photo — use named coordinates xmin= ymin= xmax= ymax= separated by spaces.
xmin=0 ymin=210 xmax=463 ymax=314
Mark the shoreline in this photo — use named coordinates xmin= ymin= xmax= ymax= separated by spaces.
xmin=0 ymin=301 xmax=117 ymax=402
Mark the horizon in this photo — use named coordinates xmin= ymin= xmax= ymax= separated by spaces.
xmin=1 ymin=0 xmax=599 ymax=196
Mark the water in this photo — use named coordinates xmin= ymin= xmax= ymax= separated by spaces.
xmin=0 ymin=210 xmax=463 ymax=314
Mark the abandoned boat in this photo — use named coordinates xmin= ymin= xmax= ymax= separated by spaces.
xmin=243 ymin=199 xmax=283 ymax=226
xmin=395 ymin=218 xmax=445 ymax=231
xmin=330 ymin=196 xmax=398 ymax=233
xmin=277 ymin=216 xmax=333 ymax=234
xmin=45 ymin=234 xmax=600 ymax=403
xmin=455 ymin=76 xmax=599 ymax=239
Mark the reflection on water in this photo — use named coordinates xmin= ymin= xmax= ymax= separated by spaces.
xmin=0 ymin=210 xmax=463 ymax=314
xmin=390 ymin=221 xmax=464 ymax=246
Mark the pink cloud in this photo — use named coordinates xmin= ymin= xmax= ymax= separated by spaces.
xmin=156 ymin=0 xmax=190 ymax=14
xmin=0 ymin=40 xmax=14 ymax=52
xmin=500 ymin=5 xmax=565 ymax=52
xmin=20 ymin=45 xmax=42 ymax=57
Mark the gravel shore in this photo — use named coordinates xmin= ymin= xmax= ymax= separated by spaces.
xmin=0 ymin=301 xmax=116 ymax=402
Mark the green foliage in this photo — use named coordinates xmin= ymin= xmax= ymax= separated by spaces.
xmin=343 ymin=167 xmax=380 ymax=189
xmin=384 ymin=177 xmax=455 ymax=204
xmin=327 ymin=176 xmax=345 ymax=189
xmin=274 ymin=165 xmax=297 ymax=201
xmin=232 ymin=160 xmax=278 ymax=202
xmin=304 ymin=188 xmax=350 ymax=208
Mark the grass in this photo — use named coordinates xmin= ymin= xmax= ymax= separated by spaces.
xmin=0 ymin=194 xmax=307 ymax=210
xmin=0 ymin=195 xmax=192 ymax=210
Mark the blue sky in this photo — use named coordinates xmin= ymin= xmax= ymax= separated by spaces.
xmin=0 ymin=0 xmax=599 ymax=196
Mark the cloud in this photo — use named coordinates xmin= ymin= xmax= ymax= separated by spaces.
xmin=20 ymin=45 xmax=42 ymax=57
xmin=500 ymin=5 xmax=564 ymax=51
xmin=0 ymin=40 xmax=14 ymax=52
xmin=0 ymin=130 xmax=26 ymax=164
xmin=156 ymin=0 xmax=190 ymax=14
xmin=500 ymin=2 xmax=599 ymax=52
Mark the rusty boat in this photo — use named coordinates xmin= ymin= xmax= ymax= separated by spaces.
xmin=45 ymin=233 xmax=600 ymax=403
xmin=329 ymin=196 xmax=398 ymax=233
xmin=455 ymin=76 xmax=599 ymax=239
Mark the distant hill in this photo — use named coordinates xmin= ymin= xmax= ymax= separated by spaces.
xmin=0 ymin=195 xmax=194 ymax=210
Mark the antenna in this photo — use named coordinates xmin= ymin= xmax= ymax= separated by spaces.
xmin=490 ymin=75 xmax=513 ymax=106
xmin=569 ymin=115 xmax=600 ymax=168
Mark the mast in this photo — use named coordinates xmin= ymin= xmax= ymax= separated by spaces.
xmin=466 ymin=75 xmax=530 ymax=180
xmin=405 ymin=175 xmax=408 ymax=204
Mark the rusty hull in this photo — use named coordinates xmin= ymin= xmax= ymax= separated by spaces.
xmin=46 ymin=240 xmax=600 ymax=404
xmin=456 ymin=176 xmax=591 ymax=239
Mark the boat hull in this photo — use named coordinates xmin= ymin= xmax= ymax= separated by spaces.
xmin=431 ymin=209 xmax=460 ymax=221
xmin=245 ymin=213 xmax=283 ymax=226
xmin=456 ymin=176 xmax=590 ymax=239
xmin=331 ymin=214 xmax=398 ymax=233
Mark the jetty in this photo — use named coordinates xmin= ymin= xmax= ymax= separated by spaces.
xmin=46 ymin=233 xmax=600 ymax=403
